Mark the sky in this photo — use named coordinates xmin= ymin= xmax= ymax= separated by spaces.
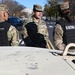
xmin=16 ymin=0 xmax=47 ymax=9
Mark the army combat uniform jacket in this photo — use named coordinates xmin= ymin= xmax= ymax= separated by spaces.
xmin=22 ymin=16 xmax=50 ymax=48
xmin=0 ymin=21 xmax=19 ymax=46
xmin=54 ymin=22 xmax=66 ymax=50
xmin=54 ymin=18 xmax=75 ymax=50
xmin=8 ymin=25 xmax=19 ymax=46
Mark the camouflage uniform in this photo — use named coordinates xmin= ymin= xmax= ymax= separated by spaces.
xmin=0 ymin=4 xmax=19 ymax=46
xmin=7 ymin=25 xmax=19 ymax=46
xmin=22 ymin=4 xmax=50 ymax=48
xmin=54 ymin=23 xmax=66 ymax=50
xmin=22 ymin=17 xmax=49 ymax=40
xmin=54 ymin=2 xmax=70 ymax=50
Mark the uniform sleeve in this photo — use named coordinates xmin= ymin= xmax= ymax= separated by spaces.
xmin=40 ymin=21 xmax=51 ymax=49
xmin=54 ymin=24 xmax=66 ymax=50
xmin=21 ymin=17 xmax=31 ymax=39
xmin=8 ymin=26 xmax=19 ymax=46
xmin=21 ymin=21 xmax=29 ymax=39
xmin=40 ymin=20 xmax=49 ymax=40
xmin=44 ymin=23 xmax=49 ymax=40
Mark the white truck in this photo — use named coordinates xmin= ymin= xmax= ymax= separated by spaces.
xmin=0 ymin=45 xmax=75 ymax=75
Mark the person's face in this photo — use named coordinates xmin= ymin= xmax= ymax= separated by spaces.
xmin=34 ymin=11 xmax=42 ymax=19
xmin=0 ymin=11 xmax=8 ymax=21
xmin=62 ymin=9 xmax=70 ymax=16
xmin=62 ymin=9 xmax=72 ymax=22
xmin=4 ymin=11 xmax=9 ymax=21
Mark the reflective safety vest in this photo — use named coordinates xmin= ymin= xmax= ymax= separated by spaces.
xmin=57 ymin=19 xmax=75 ymax=45
xmin=0 ymin=21 xmax=10 ymax=46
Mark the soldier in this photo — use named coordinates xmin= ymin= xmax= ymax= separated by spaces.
xmin=22 ymin=4 xmax=51 ymax=48
xmin=54 ymin=1 xmax=75 ymax=51
xmin=0 ymin=4 xmax=19 ymax=46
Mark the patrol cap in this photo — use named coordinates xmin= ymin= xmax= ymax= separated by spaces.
xmin=58 ymin=2 xmax=69 ymax=10
xmin=0 ymin=4 xmax=10 ymax=14
xmin=33 ymin=4 xmax=43 ymax=12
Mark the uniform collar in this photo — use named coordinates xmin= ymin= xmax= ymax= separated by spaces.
xmin=33 ymin=17 xmax=42 ymax=23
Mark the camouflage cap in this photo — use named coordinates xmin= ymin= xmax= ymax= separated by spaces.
xmin=33 ymin=4 xmax=43 ymax=12
xmin=0 ymin=4 xmax=9 ymax=13
xmin=59 ymin=2 xmax=69 ymax=10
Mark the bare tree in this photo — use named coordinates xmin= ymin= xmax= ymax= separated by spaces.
xmin=2 ymin=0 xmax=25 ymax=16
